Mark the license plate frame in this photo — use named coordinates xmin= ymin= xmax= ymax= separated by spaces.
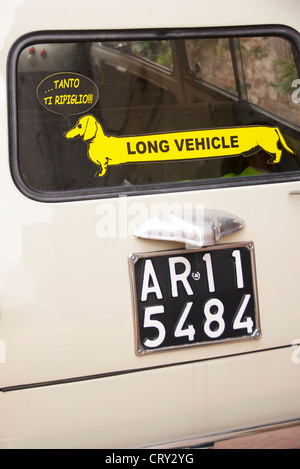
xmin=129 ymin=242 xmax=261 ymax=355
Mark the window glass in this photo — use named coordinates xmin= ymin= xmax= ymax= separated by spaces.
xmin=239 ymin=36 xmax=300 ymax=126
xmin=13 ymin=31 xmax=300 ymax=199
xmin=103 ymin=40 xmax=173 ymax=69
xmin=187 ymin=38 xmax=237 ymax=95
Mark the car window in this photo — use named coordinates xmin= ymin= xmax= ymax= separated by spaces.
xmin=10 ymin=28 xmax=300 ymax=201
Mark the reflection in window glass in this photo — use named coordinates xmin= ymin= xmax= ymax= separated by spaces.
xmin=240 ymin=36 xmax=300 ymax=126
xmin=14 ymin=33 xmax=300 ymax=198
xmin=131 ymin=41 xmax=173 ymax=69
xmin=187 ymin=38 xmax=237 ymax=95
xmin=103 ymin=40 xmax=173 ymax=69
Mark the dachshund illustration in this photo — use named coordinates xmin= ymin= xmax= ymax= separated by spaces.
xmin=64 ymin=114 xmax=294 ymax=176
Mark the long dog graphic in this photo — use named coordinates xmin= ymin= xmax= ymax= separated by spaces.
xmin=64 ymin=114 xmax=294 ymax=176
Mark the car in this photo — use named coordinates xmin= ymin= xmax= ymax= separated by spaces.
xmin=0 ymin=0 xmax=300 ymax=449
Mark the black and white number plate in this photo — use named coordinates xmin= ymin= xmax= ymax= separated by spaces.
xmin=129 ymin=242 xmax=260 ymax=355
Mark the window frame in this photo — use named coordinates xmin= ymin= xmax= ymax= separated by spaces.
xmin=7 ymin=24 xmax=300 ymax=202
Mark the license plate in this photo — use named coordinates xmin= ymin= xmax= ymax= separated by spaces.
xmin=129 ymin=242 xmax=260 ymax=355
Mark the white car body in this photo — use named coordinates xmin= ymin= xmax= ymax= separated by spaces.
xmin=0 ymin=0 xmax=300 ymax=449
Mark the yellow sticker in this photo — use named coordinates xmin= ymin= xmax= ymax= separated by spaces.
xmin=64 ymin=114 xmax=295 ymax=176
xmin=37 ymin=73 xmax=99 ymax=124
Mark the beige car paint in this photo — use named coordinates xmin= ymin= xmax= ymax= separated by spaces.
xmin=0 ymin=0 xmax=299 ymax=449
